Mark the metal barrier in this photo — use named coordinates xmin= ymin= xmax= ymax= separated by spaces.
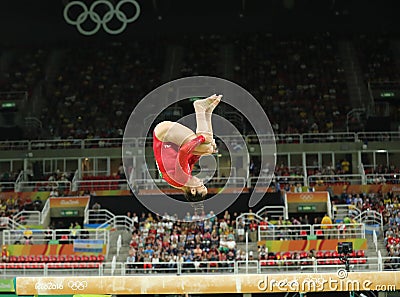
xmin=259 ymin=257 xmax=375 ymax=273
xmin=16 ymin=181 xmax=71 ymax=192
xmin=302 ymin=132 xmax=357 ymax=143
xmin=75 ymin=179 xmax=129 ymax=191
xmin=83 ymin=138 xmax=123 ymax=149
xmin=0 ymin=217 xmax=26 ymax=231
xmin=133 ymin=177 xmax=246 ymax=191
xmin=236 ymin=212 xmax=264 ymax=226
xmin=256 ymin=206 xmax=286 ymax=221
xmin=258 ymin=223 xmax=365 ymax=241
xmin=357 ymin=131 xmax=400 ymax=142
xmin=373 ymin=230 xmax=378 ymax=253
xmin=86 ymin=209 xmax=134 ymax=232
xmin=312 ymin=223 xmax=365 ymax=239
xmin=248 ymin=175 xmax=305 ymax=188
xmin=271 ymin=134 xmax=302 ymax=144
xmin=86 ymin=209 xmax=115 ymax=226
xmin=258 ymin=224 xmax=312 ymax=241
xmin=40 ymin=199 xmax=50 ymax=225
xmin=354 ymin=210 xmax=383 ymax=234
xmin=308 ymin=174 xmax=363 ymax=185
xmin=13 ymin=211 xmax=41 ymax=226
xmin=0 ymin=140 xmax=29 ymax=151
xmin=0 ymin=257 xmax=391 ymax=278
xmin=1 ymin=131 xmax=400 ymax=153
xmin=366 ymin=174 xmax=400 ymax=184
xmin=333 ymin=204 xmax=361 ymax=222
xmin=2 ymin=228 xmax=109 ymax=245
xmin=30 ymin=139 xmax=83 ymax=150
xmin=0 ymin=182 xmax=16 ymax=192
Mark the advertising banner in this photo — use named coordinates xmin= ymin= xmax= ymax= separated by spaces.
xmin=16 ymin=272 xmax=400 ymax=294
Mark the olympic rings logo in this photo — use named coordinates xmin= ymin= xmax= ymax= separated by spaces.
xmin=67 ymin=280 xmax=88 ymax=291
xmin=300 ymin=194 xmax=313 ymax=200
xmin=63 ymin=0 xmax=140 ymax=36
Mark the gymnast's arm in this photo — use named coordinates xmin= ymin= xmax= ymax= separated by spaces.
xmin=173 ymin=135 xmax=206 ymax=186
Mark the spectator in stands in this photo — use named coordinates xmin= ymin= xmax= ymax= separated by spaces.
xmin=321 ymin=214 xmax=333 ymax=239
xmin=23 ymin=229 xmax=33 ymax=245
xmin=300 ymin=215 xmax=310 ymax=225
xmin=49 ymin=187 xmax=59 ymax=197
xmin=33 ymin=196 xmax=43 ymax=211
xmin=0 ymin=212 xmax=8 ymax=229
xmin=249 ymin=220 xmax=258 ymax=242
xmin=341 ymin=159 xmax=350 ymax=174
xmin=294 ymin=183 xmax=303 ymax=193
xmin=236 ymin=218 xmax=245 ymax=242
xmin=126 ymin=252 xmax=135 ymax=274
xmin=117 ymin=163 xmax=125 ymax=179
xmin=259 ymin=217 xmax=269 ymax=233
xmin=1 ymin=245 xmax=9 ymax=262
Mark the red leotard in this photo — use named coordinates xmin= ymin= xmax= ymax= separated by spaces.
xmin=153 ymin=132 xmax=205 ymax=188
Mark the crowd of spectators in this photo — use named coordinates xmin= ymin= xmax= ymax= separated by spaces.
xmin=0 ymin=33 xmax=399 ymax=141
xmin=125 ymin=210 xmax=242 ymax=272
xmin=233 ymin=32 xmax=349 ymax=134
xmin=0 ymin=47 xmax=48 ymax=95
xmin=0 ymin=194 xmax=44 ymax=230
xmin=354 ymin=33 xmax=399 ymax=83
xmin=39 ymin=41 xmax=164 ymax=139
xmin=179 ymin=34 xmax=223 ymax=78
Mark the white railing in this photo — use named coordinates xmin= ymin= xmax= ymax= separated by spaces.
xmin=111 ymin=255 xmax=117 ymax=276
xmin=366 ymin=173 xmax=400 ymax=184
xmin=333 ymin=204 xmax=361 ymax=222
xmin=258 ymin=224 xmax=312 ymax=241
xmin=74 ymin=179 xmax=128 ymax=191
xmin=116 ymin=235 xmax=122 ymax=257
xmin=86 ymin=209 xmax=134 ymax=232
xmin=302 ymin=132 xmax=357 ymax=143
xmin=0 ymin=140 xmax=29 ymax=151
xmin=86 ymin=209 xmax=115 ymax=226
xmin=308 ymin=174 xmax=363 ymax=185
xmin=14 ymin=171 xmax=24 ymax=192
xmin=258 ymin=223 xmax=366 ymax=241
xmin=40 ymin=199 xmax=50 ymax=225
xmin=13 ymin=210 xmax=41 ymax=226
xmin=266 ymin=134 xmax=301 ymax=144
xmin=378 ymin=251 xmax=383 ymax=271
xmin=71 ymin=169 xmax=79 ymax=191
xmin=0 ymin=181 xmax=16 ymax=192
xmin=1 ymin=257 xmax=397 ymax=278
xmin=134 ymin=177 xmax=246 ymax=191
xmin=256 ymin=206 xmax=286 ymax=221
xmin=16 ymin=181 xmax=71 ymax=192
xmin=248 ymin=175 xmax=305 ymax=188
xmin=236 ymin=212 xmax=264 ymax=226
xmin=2 ymin=228 xmax=109 ymax=245
xmin=83 ymin=199 xmax=90 ymax=225
xmin=30 ymin=139 xmax=83 ymax=150
xmin=354 ymin=210 xmax=383 ymax=228
xmin=2 ymin=131 xmax=400 ymax=152
xmin=3 ymin=217 xmax=26 ymax=230
xmin=312 ymin=223 xmax=365 ymax=239
xmin=259 ymin=257 xmax=374 ymax=273
xmin=373 ymin=230 xmax=378 ymax=253
xmin=357 ymin=131 xmax=400 ymax=142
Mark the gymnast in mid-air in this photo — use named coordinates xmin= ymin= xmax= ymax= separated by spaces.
xmin=153 ymin=94 xmax=221 ymax=203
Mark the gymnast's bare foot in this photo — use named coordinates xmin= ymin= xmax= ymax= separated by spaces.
xmin=194 ymin=94 xmax=222 ymax=113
